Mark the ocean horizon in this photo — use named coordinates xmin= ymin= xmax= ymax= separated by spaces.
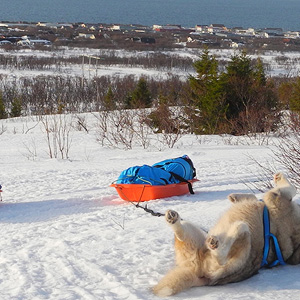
xmin=1 ymin=0 xmax=300 ymax=31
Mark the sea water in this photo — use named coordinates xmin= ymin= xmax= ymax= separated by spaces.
xmin=1 ymin=0 xmax=300 ymax=30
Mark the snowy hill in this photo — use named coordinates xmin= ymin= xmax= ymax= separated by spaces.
xmin=1 ymin=115 xmax=300 ymax=300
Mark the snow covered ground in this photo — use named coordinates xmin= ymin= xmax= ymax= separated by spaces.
xmin=1 ymin=115 xmax=300 ymax=300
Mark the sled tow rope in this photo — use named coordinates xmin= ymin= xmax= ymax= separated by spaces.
xmin=134 ymin=202 xmax=164 ymax=217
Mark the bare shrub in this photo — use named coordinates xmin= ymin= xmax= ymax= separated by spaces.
xmin=94 ymin=110 xmax=135 ymax=150
xmin=147 ymin=103 xmax=185 ymax=148
xmin=247 ymin=112 xmax=300 ymax=191
xmin=243 ymin=155 xmax=278 ymax=193
xmin=22 ymin=137 xmax=38 ymax=161
xmin=41 ymin=114 xmax=73 ymax=159
xmin=132 ymin=110 xmax=154 ymax=149
xmin=0 ymin=123 xmax=7 ymax=135
xmin=74 ymin=114 xmax=89 ymax=133
xmin=94 ymin=107 xmax=186 ymax=150
xmin=270 ymin=114 xmax=300 ymax=188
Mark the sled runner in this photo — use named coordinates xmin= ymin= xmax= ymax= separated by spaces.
xmin=111 ymin=179 xmax=199 ymax=202
xmin=111 ymin=155 xmax=198 ymax=202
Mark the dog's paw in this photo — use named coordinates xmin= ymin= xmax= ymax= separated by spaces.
xmin=206 ymin=235 xmax=219 ymax=250
xmin=165 ymin=210 xmax=179 ymax=224
xmin=153 ymin=285 xmax=173 ymax=297
xmin=274 ymin=172 xmax=285 ymax=185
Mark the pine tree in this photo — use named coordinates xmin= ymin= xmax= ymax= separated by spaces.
xmin=103 ymin=86 xmax=116 ymax=110
xmin=148 ymin=95 xmax=173 ymax=133
xmin=221 ymin=51 xmax=279 ymax=133
xmin=188 ymin=49 xmax=279 ymax=135
xmin=130 ymin=77 xmax=152 ymax=108
xmin=0 ymin=91 xmax=7 ymax=119
xmin=254 ymin=57 xmax=267 ymax=86
xmin=10 ymin=98 xmax=22 ymax=118
xmin=188 ymin=49 xmax=226 ymax=134
xmin=290 ymin=77 xmax=300 ymax=113
xmin=220 ymin=51 xmax=254 ymax=120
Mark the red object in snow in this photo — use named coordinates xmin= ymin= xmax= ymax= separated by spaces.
xmin=111 ymin=179 xmax=198 ymax=202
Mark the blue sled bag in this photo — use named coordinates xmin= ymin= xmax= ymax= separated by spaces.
xmin=152 ymin=155 xmax=196 ymax=181
xmin=116 ymin=155 xmax=196 ymax=194
xmin=116 ymin=164 xmax=176 ymax=185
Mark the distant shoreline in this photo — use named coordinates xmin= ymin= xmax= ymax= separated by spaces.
xmin=0 ymin=20 xmax=298 ymax=32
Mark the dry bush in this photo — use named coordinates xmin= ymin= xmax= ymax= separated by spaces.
xmin=270 ymin=113 xmax=300 ymax=188
xmin=147 ymin=104 xmax=185 ymax=148
xmin=0 ymin=123 xmax=7 ymax=135
xmin=246 ymin=112 xmax=300 ymax=191
xmin=41 ymin=114 xmax=73 ymax=159
xmin=94 ymin=106 xmax=186 ymax=150
xmin=94 ymin=109 xmax=135 ymax=150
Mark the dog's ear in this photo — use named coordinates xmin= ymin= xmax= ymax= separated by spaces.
xmin=228 ymin=194 xmax=237 ymax=203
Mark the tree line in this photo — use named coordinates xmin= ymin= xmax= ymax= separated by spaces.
xmin=1 ymin=49 xmax=300 ymax=136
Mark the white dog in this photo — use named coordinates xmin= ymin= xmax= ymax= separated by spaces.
xmin=153 ymin=173 xmax=299 ymax=297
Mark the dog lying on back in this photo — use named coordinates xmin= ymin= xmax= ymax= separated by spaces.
xmin=153 ymin=173 xmax=299 ymax=297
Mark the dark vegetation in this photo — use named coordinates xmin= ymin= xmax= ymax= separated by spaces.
xmin=1 ymin=48 xmax=300 ymax=137
xmin=0 ymin=21 xmax=299 ymax=136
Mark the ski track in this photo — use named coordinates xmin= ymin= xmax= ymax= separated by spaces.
xmin=1 ymin=116 xmax=300 ymax=299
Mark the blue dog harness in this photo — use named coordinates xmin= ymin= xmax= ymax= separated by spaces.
xmin=261 ymin=205 xmax=286 ymax=268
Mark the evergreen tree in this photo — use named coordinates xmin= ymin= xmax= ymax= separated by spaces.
xmin=220 ymin=51 xmax=279 ymax=133
xmin=56 ymin=100 xmax=65 ymax=114
xmin=290 ymin=77 xmax=300 ymax=113
xmin=10 ymin=98 xmax=22 ymax=118
xmin=278 ymin=81 xmax=293 ymax=109
xmin=130 ymin=77 xmax=152 ymax=108
xmin=188 ymin=49 xmax=226 ymax=134
xmin=148 ymin=96 xmax=173 ymax=133
xmin=188 ymin=50 xmax=279 ymax=135
xmin=220 ymin=51 xmax=254 ymax=120
xmin=254 ymin=57 xmax=267 ymax=86
xmin=103 ymin=86 xmax=116 ymax=110
xmin=0 ymin=91 xmax=7 ymax=119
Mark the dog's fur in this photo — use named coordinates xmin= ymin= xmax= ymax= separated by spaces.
xmin=153 ymin=173 xmax=300 ymax=297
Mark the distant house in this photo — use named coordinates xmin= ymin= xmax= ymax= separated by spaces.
xmin=17 ymin=38 xmax=52 ymax=46
xmin=263 ymin=28 xmax=283 ymax=35
xmin=30 ymin=39 xmax=52 ymax=45
xmin=231 ymin=41 xmax=245 ymax=48
xmin=285 ymin=31 xmax=300 ymax=39
xmin=76 ymin=33 xmax=96 ymax=39
xmin=58 ymin=23 xmax=73 ymax=29
xmin=36 ymin=22 xmax=46 ymax=27
xmin=208 ymin=24 xmax=228 ymax=34
xmin=111 ymin=24 xmax=122 ymax=31
xmin=195 ymin=25 xmax=209 ymax=33
xmin=37 ymin=22 xmax=73 ymax=29
xmin=0 ymin=40 xmax=12 ymax=45
xmin=187 ymin=34 xmax=204 ymax=43
xmin=0 ymin=23 xmax=9 ymax=30
xmin=246 ymin=28 xmax=256 ymax=36
xmin=258 ymin=28 xmax=284 ymax=38
xmin=131 ymin=37 xmax=155 ymax=44
xmin=153 ymin=24 xmax=188 ymax=33
xmin=231 ymin=27 xmax=256 ymax=37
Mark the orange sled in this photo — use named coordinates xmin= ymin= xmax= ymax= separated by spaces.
xmin=111 ymin=179 xmax=198 ymax=202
